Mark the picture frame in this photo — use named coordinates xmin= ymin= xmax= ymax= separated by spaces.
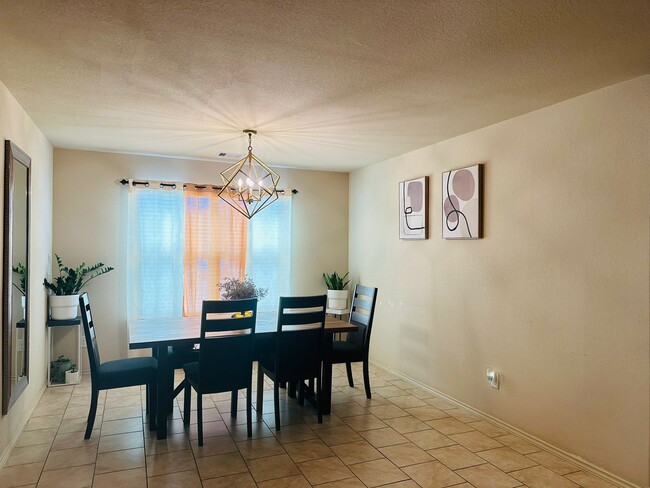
xmin=399 ymin=176 xmax=429 ymax=240
xmin=442 ymin=163 xmax=482 ymax=239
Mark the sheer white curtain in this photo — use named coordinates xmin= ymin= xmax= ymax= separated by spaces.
xmin=127 ymin=184 xmax=185 ymax=320
xmin=246 ymin=196 xmax=292 ymax=313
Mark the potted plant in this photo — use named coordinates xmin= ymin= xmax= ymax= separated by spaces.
xmin=13 ymin=263 xmax=26 ymax=319
xmin=43 ymin=254 xmax=114 ymax=320
xmin=323 ymin=271 xmax=350 ymax=310
xmin=50 ymin=355 xmax=75 ymax=384
xmin=218 ymin=276 xmax=267 ymax=317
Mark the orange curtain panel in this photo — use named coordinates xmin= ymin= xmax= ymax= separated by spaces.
xmin=183 ymin=186 xmax=248 ymax=316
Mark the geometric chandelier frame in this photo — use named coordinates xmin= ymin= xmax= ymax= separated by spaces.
xmin=218 ymin=129 xmax=281 ymax=219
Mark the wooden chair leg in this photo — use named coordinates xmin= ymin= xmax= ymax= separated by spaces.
xmin=167 ymin=367 xmax=175 ymax=412
xmin=246 ymin=385 xmax=252 ymax=438
xmin=85 ymin=388 xmax=99 ymax=439
xmin=316 ymin=375 xmax=323 ymax=424
xmin=149 ymin=381 xmax=158 ymax=430
xmin=297 ymin=381 xmax=305 ymax=406
xmin=197 ymin=393 xmax=203 ymax=446
xmin=256 ymin=367 xmax=264 ymax=414
xmin=183 ymin=381 xmax=191 ymax=426
xmin=346 ymin=362 xmax=354 ymax=387
xmin=274 ymin=380 xmax=281 ymax=431
xmin=363 ymin=360 xmax=371 ymax=399
xmin=231 ymin=390 xmax=238 ymax=418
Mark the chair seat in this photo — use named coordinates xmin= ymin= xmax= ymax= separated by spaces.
xmin=97 ymin=357 xmax=157 ymax=389
xmin=329 ymin=340 xmax=365 ymax=363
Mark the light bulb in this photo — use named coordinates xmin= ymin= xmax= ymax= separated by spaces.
xmin=246 ymin=178 xmax=254 ymax=186
xmin=237 ymin=178 xmax=243 ymax=188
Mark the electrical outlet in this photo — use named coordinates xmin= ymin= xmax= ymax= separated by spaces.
xmin=17 ymin=339 xmax=24 ymax=352
xmin=81 ymin=335 xmax=86 ymax=348
xmin=486 ymin=368 xmax=499 ymax=389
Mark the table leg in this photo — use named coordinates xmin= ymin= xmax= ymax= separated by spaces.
xmin=322 ymin=334 xmax=333 ymax=415
xmin=156 ymin=346 xmax=169 ymax=439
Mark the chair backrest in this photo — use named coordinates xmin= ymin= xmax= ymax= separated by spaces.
xmin=274 ymin=295 xmax=327 ymax=382
xmin=197 ymin=298 xmax=257 ymax=393
xmin=346 ymin=285 xmax=378 ymax=354
xmin=79 ymin=292 xmax=101 ymax=378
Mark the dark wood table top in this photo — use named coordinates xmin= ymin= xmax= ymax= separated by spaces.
xmin=129 ymin=312 xmax=356 ymax=350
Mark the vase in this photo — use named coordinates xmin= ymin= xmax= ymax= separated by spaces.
xmin=50 ymin=294 xmax=79 ymax=320
xmin=327 ymin=289 xmax=348 ymax=311
xmin=65 ymin=370 xmax=80 ymax=384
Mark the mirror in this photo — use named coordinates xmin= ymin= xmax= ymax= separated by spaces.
xmin=2 ymin=141 xmax=30 ymax=414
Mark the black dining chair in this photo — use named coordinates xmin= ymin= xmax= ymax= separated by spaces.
xmin=256 ymin=295 xmax=327 ymax=430
xmin=79 ymin=293 xmax=158 ymax=439
xmin=328 ymin=285 xmax=378 ymax=399
xmin=180 ymin=298 xmax=257 ymax=445
xmin=167 ymin=344 xmax=199 ymax=403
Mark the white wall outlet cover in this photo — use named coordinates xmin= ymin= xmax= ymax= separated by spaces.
xmin=486 ymin=368 xmax=500 ymax=389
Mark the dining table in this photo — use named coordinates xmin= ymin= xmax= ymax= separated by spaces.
xmin=128 ymin=311 xmax=357 ymax=439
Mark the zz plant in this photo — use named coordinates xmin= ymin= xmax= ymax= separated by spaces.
xmin=322 ymin=271 xmax=349 ymax=290
xmin=43 ymin=254 xmax=114 ymax=296
xmin=12 ymin=263 xmax=26 ymax=296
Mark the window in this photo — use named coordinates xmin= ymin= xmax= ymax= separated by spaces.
xmin=246 ymin=196 xmax=292 ymax=313
xmin=127 ymin=187 xmax=184 ymax=320
xmin=126 ymin=183 xmax=291 ymax=319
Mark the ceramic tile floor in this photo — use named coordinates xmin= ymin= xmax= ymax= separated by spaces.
xmin=0 ymin=363 xmax=618 ymax=488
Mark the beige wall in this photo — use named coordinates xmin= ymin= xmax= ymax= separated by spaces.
xmin=0 ymin=81 xmax=53 ymax=462
xmin=349 ymin=76 xmax=649 ymax=485
xmin=52 ymin=149 xmax=348 ymax=363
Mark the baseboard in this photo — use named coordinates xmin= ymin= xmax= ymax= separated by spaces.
xmin=370 ymin=360 xmax=641 ymax=488
xmin=0 ymin=383 xmax=46 ymax=470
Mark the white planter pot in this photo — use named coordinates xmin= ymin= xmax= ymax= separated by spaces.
xmin=65 ymin=370 xmax=80 ymax=384
xmin=50 ymin=294 xmax=79 ymax=320
xmin=327 ymin=290 xmax=348 ymax=311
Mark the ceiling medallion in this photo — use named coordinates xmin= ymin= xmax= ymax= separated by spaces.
xmin=218 ymin=130 xmax=280 ymax=219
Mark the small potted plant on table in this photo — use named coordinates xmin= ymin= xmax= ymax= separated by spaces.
xmin=43 ymin=254 xmax=114 ymax=320
xmin=219 ymin=276 xmax=267 ymax=316
xmin=323 ymin=271 xmax=350 ymax=311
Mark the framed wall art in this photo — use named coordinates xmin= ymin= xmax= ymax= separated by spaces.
xmin=399 ymin=176 xmax=428 ymax=240
xmin=442 ymin=164 xmax=482 ymax=239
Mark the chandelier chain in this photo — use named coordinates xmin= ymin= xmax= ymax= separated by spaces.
xmin=248 ymin=133 xmax=253 ymax=152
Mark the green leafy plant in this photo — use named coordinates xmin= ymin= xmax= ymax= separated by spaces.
xmin=49 ymin=355 xmax=76 ymax=384
xmin=219 ymin=276 xmax=268 ymax=301
xmin=12 ymin=263 xmax=26 ymax=296
xmin=43 ymin=254 xmax=114 ymax=296
xmin=322 ymin=271 xmax=349 ymax=290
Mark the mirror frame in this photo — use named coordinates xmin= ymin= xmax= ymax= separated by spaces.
xmin=2 ymin=140 xmax=31 ymax=415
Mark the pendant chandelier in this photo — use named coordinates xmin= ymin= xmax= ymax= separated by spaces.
xmin=218 ymin=130 xmax=281 ymax=219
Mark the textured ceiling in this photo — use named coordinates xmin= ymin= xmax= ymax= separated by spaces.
xmin=0 ymin=0 xmax=648 ymax=171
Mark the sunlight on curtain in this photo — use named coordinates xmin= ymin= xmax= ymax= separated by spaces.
xmin=183 ymin=188 xmax=248 ymax=316
xmin=246 ymin=195 xmax=292 ymax=313
xmin=127 ymin=186 xmax=184 ymax=320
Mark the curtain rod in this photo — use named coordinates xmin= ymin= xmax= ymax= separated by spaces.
xmin=119 ymin=179 xmax=298 ymax=195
